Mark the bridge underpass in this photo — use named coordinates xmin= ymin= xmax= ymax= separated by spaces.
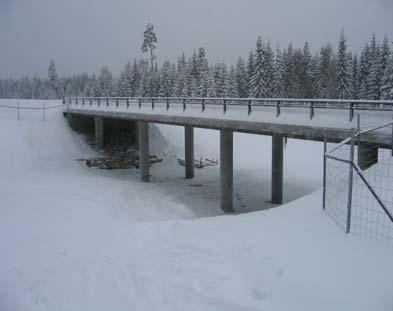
xmin=64 ymin=97 xmax=393 ymax=213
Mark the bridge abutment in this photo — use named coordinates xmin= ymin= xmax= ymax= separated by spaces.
xmin=272 ymin=134 xmax=284 ymax=204
xmin=220 ymin=129 xmax=234 ymax=213
xmin=185 ymin=126 xmax=194 ymax=179
xmin=94 ymin=117 xmax=104 ymax=149
xmin=138 ymin=121 xmax=150 ymax=182
xmin=358 ymin=143 xmax=378 ymax=170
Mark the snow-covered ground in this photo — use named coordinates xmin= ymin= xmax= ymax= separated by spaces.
xmin=1 ymin=99 xmax=392 ymax=311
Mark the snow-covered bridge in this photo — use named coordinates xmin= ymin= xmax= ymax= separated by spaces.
xmin=64 ymin=97 xmax=393 ymax=212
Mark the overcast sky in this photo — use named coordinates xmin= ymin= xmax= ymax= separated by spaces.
xmin=1 ymin=0 xmax=392 ymax=78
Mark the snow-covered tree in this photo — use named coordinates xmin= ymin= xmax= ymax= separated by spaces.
xmin=381 ymin=56 xmax=393 ymax=99
xmin=250 ymin=36 xmax=267 ymax=98
xmin=319 ymin=45 xmax=337 ymax=98
xmin=272 ymin=46 xmax=285 ymax=97
xmin=235 ymin=57 xmax=248 ymax=98
xmin=336 ymin=31 xmax=351 ymax=99
xmin=48 ymin=60 xmax=59 ymax=99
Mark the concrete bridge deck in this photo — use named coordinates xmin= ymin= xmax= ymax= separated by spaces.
xmin=64 ymin=97 xmax=393 ymax=213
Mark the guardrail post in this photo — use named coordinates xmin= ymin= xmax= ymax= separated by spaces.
xmin=75 ymin=98 xmax=78 ymax=106
xmin=248 ymin=100 xmax=252 ymax=115
xmin=106 ymin=98 xmax=109 ymax=107
xmin=17 ymin=102 xmax=20 ymax=120
xmin=138 ymin=98 xmax=141 ymax=109
xmin=127 ymin=98 xmax=129 ymax=108
xmin=152 ymin=98 xmax=155 ymax=110
xmin=90 ymin=98 xmax=92 ymax=106
xmin=223 ymin=99 xmax=227 ymax=114
xmin=349 ymin=102 xmax=354 ymax=122
xmin=43 ymin=102 xmax=46 ymax=121
xmin=116 ymin=98 xmax=119 ymax=108
xmin=346 ymin=128 xmax=355 ymax=234
xmin=98 ymin=98 xmax=100 ymax=107
xmin=183 ymin=98 xmax=186 ymax=111
xmin=276 ymin=101 xmax=281 ymax=117
xmin=82 ymin=98 xmax=85 ymax=106
xmin=310 ymin=102 xmax=314 ymax=120
xmin=202 ymin=99 xmax=205 ymax=112
xmin=166 ymin=99 xmax=169 ymax=110
xmin=322 ymin=135 xmax=327 ymax=210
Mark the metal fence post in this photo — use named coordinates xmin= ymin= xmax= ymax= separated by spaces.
xmin=323 ymin=135 xmax=327 ymax=210
xmin=346 ymin=128 xmax=355 ymax=234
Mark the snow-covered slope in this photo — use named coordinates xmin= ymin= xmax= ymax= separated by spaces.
xmin=0 ymin=100 xmax=392 ymax=311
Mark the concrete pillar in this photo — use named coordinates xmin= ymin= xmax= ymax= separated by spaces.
xmin=138 ymin=121 xmax=150 ymax=182
xmin=94 ymin=117 xmax=104 ymax=149
xmin=358 ymin=143 xmax=378 ymax=170
xmin=272 ymin=134 xmax=284 ymax=204
xmin=220 ymin=129 xmax=234 ymax=213
xmin=185 ymin=126 xmax=194 ymax=179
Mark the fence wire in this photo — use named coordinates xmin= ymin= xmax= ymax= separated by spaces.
xmin=324 ymin=121 xmax=393 ymax=244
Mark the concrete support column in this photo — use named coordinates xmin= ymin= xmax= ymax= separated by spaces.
xmin=185 ymin=126 xmax=194 ymax=179
xmin=358 ymin=143 xmax=378 ymax=171
xmin=220 ymin=129 xmax=234 ymax=213
xmin=272 ymin=134 xmax=284 ymax=204
xmin=94 ymin=117 xmax=104 ymax=149
xmin=138 ymin=121 xmax=150 ymax=182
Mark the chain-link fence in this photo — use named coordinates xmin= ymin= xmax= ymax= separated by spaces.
xmin=324 ymin=119 xmax=393 ymax=244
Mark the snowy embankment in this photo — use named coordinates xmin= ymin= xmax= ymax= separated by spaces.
xmin=0 ymin=100 xmax=392 ymax=311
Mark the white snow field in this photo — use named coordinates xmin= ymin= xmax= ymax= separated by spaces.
xmin=0 ymin=99 xmax=392 ymax=311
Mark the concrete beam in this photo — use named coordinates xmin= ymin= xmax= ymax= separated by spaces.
xmin=272 ymin=134 xmax=284 ymax=204
xmin=185 ymin=126 xmax=194 ymax=179
xmin=358 ymin=143 xmax=378 ymax=170
xmin=220 ymin=129 xmax=234 ymax=213
xmin=94 ymin=117 xmax=104 ymax=149
xmin=138 ymin=121 xmax=150 ymax=182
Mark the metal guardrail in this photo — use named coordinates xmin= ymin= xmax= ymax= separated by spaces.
xmin=64 ymin=97 xmax=393 ymax=122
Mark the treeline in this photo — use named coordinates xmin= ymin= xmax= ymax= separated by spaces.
xmin=1 ymin=32 xmax=392 ymax=100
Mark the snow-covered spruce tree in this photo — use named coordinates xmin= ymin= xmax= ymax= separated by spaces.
xmin=246 ymin=50 xmax=254 ymax=96
xmin=381 ymin=56 xmax=393 ymax=99
xmin=359 ymin=44 xmax=371 ymax=99
xmin=300 ymin=42 xmax=313 ymax=98
xmin=272 ymin=46 xmax=285 ymax=98
xmin=158 ymin=61 xmax=173 ymax=97
xmin=283 ymin=43 xmax=298 ymax=98
xmin=141 ymin=23 xmax=158 ymax=70
xmin=235 ymin=57 xmax=248 ymax=98
xmin=250 ymin=36 xmax=267 ymax=98
xmin=336 ymin=31 xmax=351 ymax=99
xmin=226 ymin=65 xmax=239 ymax=98
xmin=319 ymin=44 xmax=337 ymax=98
xmin=196 ymin=48 xmax=209 ymax=96
xmin=350 ymin=55 xmax=360 ymax=99
xmin=48 ymin=59 xmax=59 ymax=99
xmin=309 ymin=54 xmax=321 ymax=98
xmin=206 ymin=69 xmax=217 ymax=97
xmin=264 ymin=42 xmax=275 ymax=97
xmin=97 ymin=66 xmax=115 ymax=97
xmin=174 ymin=53 xmax=187 ymax=96
xmin=366 ymin=33 xmax=383 ymax=100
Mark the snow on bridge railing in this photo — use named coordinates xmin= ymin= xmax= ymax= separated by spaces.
xmin=64 ymin=97 xmax=393 ymax=122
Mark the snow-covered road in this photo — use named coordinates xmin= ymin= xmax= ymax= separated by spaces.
xmin=1 ymin=100 xmax=392 ymax=311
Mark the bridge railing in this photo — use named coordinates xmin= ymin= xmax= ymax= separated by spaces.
xmin=64 ymin=97 xmax=393 ymax=122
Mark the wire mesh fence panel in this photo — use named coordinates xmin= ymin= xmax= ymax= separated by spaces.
xmin=324 ymin=122 xmax=393 ymax=244
xmin=325 ymin=143 xmax=351 ymax=231
xmin=351 ymin=136 xmax=393 ymax=243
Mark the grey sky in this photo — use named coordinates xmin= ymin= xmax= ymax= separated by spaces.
xmin=1 ymin=0 xmax=392 ymax=78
